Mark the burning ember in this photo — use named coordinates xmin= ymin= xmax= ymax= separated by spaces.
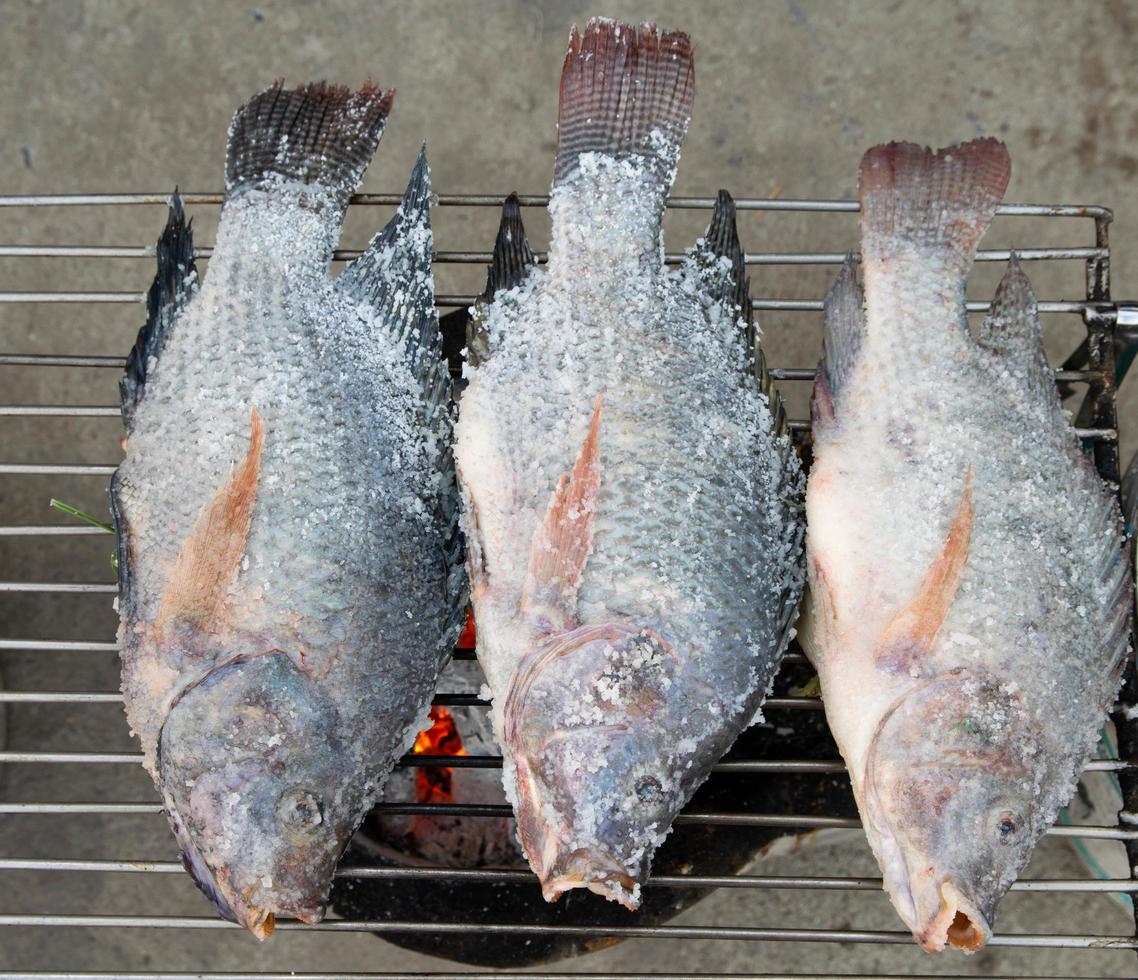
xmin=352 ymin=632 xmax=522 ymax=871
xmin=412 ymin=706 xmax=469 ymax=803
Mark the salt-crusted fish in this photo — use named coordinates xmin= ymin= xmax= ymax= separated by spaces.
xmin=454 ymin=19 xmax=804 ymax=909
xmin=111 ymin=81 xmax=464 ymax=938
xmin=800 ymin=139 xmax=1132 ymax=952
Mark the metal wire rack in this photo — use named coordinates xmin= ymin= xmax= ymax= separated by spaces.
xmin=0 ymin=190 xmax=1135 ymax=979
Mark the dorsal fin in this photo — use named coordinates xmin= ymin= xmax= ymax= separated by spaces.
xmin=762 ymin=347 xmax=806 ymax=663
xmin=701 ymin=190 xmax=750 ymax=322
xmin=684 ymin=189 xmax=752 ymax=345
xmin=156 ymin=409 xmax=264 ymax=635
xmin=337 ymin=147 xmax=446 ymax=409
xmin=688 ymin=199 xmax=804 ymax=668
xmin=1087 ymin=491 xmax=1133 ymax=683
xmin=979 ymin=255 xmax=1056 ymax=402
xmin=875 ymin=468 xmax=973 ymax=674
xmin=120 ymin=193 xmax=198 ymax=431
xmin=109 ymin=467 xmax=137 ymax=619
xmin=814 ymin=254 xmax=866 ymax=429
xmin=464 ymin=194 xmax=539 ymax=369
xmin=336 ymin=148 xmax=468 ymax=645
xmin=483 ymin=193 xmax=536 ymax=299
xmin=520 ymin=397 xmax=603 ymax=633
xmin=1122 ymin=447 xmax=1138 ymax=538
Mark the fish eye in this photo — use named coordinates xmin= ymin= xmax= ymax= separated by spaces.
xmin=996 ymin=811 xmax=1019 ymax=842
xmin=635 ymin=776 xmax=662 ymax=804
xmin=278 ymin=787 xmax=324 ymax=836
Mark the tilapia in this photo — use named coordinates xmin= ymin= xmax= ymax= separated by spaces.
xmin=800 ymin=139 xmax=1133 ymax=952
xmin=453 ymin=18 xmax=804 ymax=908
xmin=111 ymin=82 xmax=464 ymax=937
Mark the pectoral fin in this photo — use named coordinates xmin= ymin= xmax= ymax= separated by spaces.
xmin=798 ymin=556 xmax=838 ymax=667
xmin=876 ymin=468 xmax=973 ymax=673
xmin=520 ymin=396 xmax=602 ymax=633
xmin=157 ymin=409 xmax=264 ymax=634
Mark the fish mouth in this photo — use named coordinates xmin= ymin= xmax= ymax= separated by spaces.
xmin=860 ymin=801 xmax=990 ymax=954
xmin=512 ymin=748 xmax=642 ymax=910
xmin=242 ymin=901 xmax=325 ymax=940
xmin=241 ymin=895 xmax=326 ymax=939
xmin=540 ymin=846 xmax=641 ymax=910
xmin=916 ymin=880 xmax=991 ymax=953
xmin=246 ymin=907 xmax=276 ymax=941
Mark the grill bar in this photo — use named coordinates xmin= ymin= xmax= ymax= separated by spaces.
xmin=0 ymin=526 xmax=110 ymax=536
xmin=0 ymin=639 xmax=478 ymax=664
xmin=0 ymin=355 xmax=1097 ymax=383
xmin=0 ymin=690 xmax=821 ymax=710
xmin=1 ymin=858 xmax=1133 ymax=894
xmin=0 ymin=639 xmax=118 ymax=651
xmin=0 ymin=187 xmax=1131 ymax=973
xmin=0 ymin=915 xmax=1131 ymax=948
xmin=0 ymin=244 xmax=1106 ymax=264
xmin=0 ymin=751 xmax=848 ymax=772
xmin=0 ymin=749 xmax=1132 ymax=775
xmin=0 ymin=414 xmax=1119 ymax=471
xmin=0 ymin=582 xmax=117 ymax=593
xmin=0 ymin=192 xmax=1113 ymax=218
xmin=0 ymin=291 xmax=1100 ymax=314
xmin=0 ymin=800 xmax=1127 ymax=839
xmin=0 ymin=975 xmax=1123 ymax=980
xmin=0 ymin=638 xmax=810 ymax=666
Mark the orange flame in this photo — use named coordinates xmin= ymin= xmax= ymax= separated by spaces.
xmin=412 ymin=706 xmax=468 ymax=803
xmin=458 ymin=609 xmax=476 ymax=649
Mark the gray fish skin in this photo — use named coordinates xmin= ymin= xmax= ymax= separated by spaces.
xmin=111 ymin=83 xmax=461 ymax=938
xmin=800 ymin=139 xmax=1132 ymax=953
xmin=454 ymin=19 xmax=804 ymax=909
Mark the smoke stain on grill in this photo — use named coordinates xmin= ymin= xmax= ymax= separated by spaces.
xmin=330 ymin=654 xmax=856 ymax=968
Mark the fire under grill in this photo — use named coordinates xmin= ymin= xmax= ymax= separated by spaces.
xmin=0 ymin=190 xmax=1135 ymax=978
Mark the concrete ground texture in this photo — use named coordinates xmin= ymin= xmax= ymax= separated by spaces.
xmin=1 ymin=0 xmax=1137 ymax=976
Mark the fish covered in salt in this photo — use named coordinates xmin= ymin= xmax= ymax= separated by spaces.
xmin=800 ymin=138 xmax=1133 ymax=952
xmin=453 ymin=18 xmax=804 ymax=908
xmin=110 ymin=81 xmax=465 ymax=938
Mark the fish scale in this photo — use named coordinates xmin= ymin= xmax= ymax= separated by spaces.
xmin=802 ymin=138 xmax=1132 ymax=954
xmin=111 ymin=82 xmax=463 ymax=939
xmin=454 ymin=18 xmax=803 ymax=911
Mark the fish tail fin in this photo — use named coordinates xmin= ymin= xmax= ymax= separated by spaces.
xmin=858 ymin=139 xmax=1010 ymax=272
xmin=554 ymin=18 xmax=693 ymax=189
xmin=225 ymin=80 xmax=394 ymax=216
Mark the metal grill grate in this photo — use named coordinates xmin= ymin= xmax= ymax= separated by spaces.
xmin=0 ymin=190 xmax=1134 ymax=978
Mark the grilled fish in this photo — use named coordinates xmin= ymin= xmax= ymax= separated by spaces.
xmin=800 ymin=139 xmax=1132 ymax=952
xmin=111 ymin=82 xmax=464 ymax=938
xmin=453 ymin=18 xmax=804 ymax=909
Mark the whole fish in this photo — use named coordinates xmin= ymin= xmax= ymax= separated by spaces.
xmin=454 ymin=18 xmax=804 ymax=908
xmin=111 ymin=82 xmax=464 ymax=938
xmin=800 ymin=139 xmax=1132 ymax=952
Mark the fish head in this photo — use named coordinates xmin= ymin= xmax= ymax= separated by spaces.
xmin=503 ymin=623 xmax=690 ymax=908
xmin=864 ymin=671 xmax=1051 ymax=953
xmin=158 ymin=651 xmax=351 ymax=938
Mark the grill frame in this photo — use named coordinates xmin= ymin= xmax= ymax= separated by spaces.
xmin=0 ymin=190 xmax=1134 ymax=978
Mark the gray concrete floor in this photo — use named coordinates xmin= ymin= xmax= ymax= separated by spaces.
xmin=1 ymin=0 xmax=1137 ymax=975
